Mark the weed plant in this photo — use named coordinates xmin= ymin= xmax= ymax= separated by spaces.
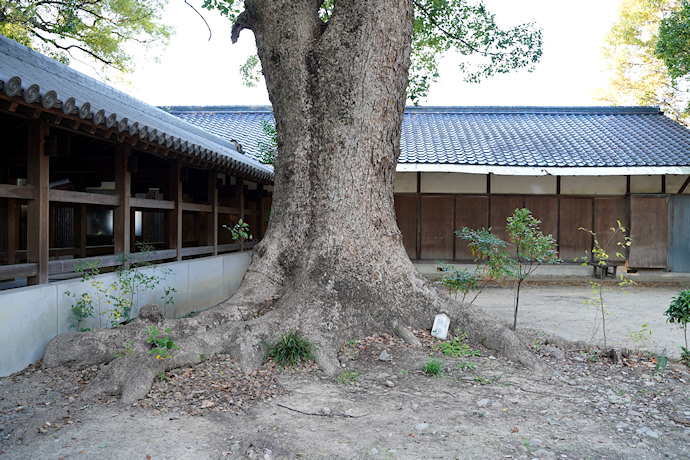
xmin=147 ymin=326 xmax=179 ymax=360
xmin=264 ymin=330 xmax=317 ymax=368
xmin=422 ymin=358 xmax=443 ymax=376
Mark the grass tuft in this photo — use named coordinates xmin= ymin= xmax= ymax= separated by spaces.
xmin=264 ymin=329 xmax=317 ymax=368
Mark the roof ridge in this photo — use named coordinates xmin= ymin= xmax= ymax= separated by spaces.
xmin=164 ymin=105 xmax=662 ymax=115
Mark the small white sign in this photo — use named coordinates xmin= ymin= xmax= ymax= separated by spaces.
xmin=431 ymin=313 xmax=450 ymax=340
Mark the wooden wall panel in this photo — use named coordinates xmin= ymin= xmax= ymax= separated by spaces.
xmin=594 ymin=197 xmax=630 ymax=262
xmin=524 ymin=196 xmax=559 ymax=241
xmin=394 ymin=195 xmax=417 ymax=259
xmin=490 ymin=196 xmax=523 ymax=256
xmin=420 ymin=196 xmax=454 ymax=260
xmin=454 ymin=196 xmax=489 ymax=261
xmin=629 ymin=195 xmax=668 ymax=268
xmin=559 ymin=198 xmax=593 ymax=262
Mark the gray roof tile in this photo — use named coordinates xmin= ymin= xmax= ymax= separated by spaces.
xmin=165 ymin=106 xmax=690 ymax=172
xmin=0 ymin=36 xmax=272 ymax=182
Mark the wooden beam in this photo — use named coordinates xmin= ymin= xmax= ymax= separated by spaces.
xmin=26 ymin=120 xmax=50 ymax=285
xmin=0 ymin=184 xmax=36 ymax=200
xmin=49 ymin=189 xmax=120 ymax=206
xmin=180 ymin=246 xmax=214 ymax=257
xmin=677 ymin=175 xmax=690 ymax=194
xmin=130 ymin=197 xmax=175 ymax=210
xmin=218 ymin=206 xmax=240 ymax=214
xmin=0 ymin=263 xmax=38 ymax=281
xmin=180 ymin=202 xmax=213 ymax=213
xmin=114 ymin=145 xmax=132 ymax=254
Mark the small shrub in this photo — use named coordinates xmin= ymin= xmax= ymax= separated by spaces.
xmin=506 ymin=208 xmax=561 ymax=330
xmin=456 ymin=227 xmax=515 ymax=304
xmin=664 ymin=289 xmax=690 ymax=364
xmin=627 ymin=324 xmax=654 ymax=353
xmin=435 ymin=262 xmax=478 ymax=301
xmin=422 ymin=358 xmax=443 ymax=376
xmin=577 ymin=221 xmax=633 ymax=350
xmin=264 ymin=330 xmax=317 ymax=368
xmin=147 ymin=326 xmax=179 ymax=360
xmin=437 ymin=330 xmax=480 ymax=357
xmin=223 ymin=218 xmax=253 ymax=251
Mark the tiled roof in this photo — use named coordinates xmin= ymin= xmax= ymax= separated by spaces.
xmin=166 ymin=105 xmax=690 ymax=175
xmin=0 ymin=36 xmax=273 ymax=182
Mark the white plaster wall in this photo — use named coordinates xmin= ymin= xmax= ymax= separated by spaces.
xmin=561 ymin=176 xmax=627 ymax=195
xmin=0 ymin=284 xmax=58 ymax=377
xmin=420 ymin=172 xmax=487 ymax=193
xmin=630 ymin=175 xmax=662 ymax=194
xmin=667 ymin=175 xmax=690 ymax=195
xmin=394 ymin=172 xmax=417 ymax=193
xmin=0 ymin=253 xmax=251 ymax=377
xmin=491 ymin=175 xmax=557 ymax=194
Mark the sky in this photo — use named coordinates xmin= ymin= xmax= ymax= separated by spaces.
xmin=103 ymin=0 xmax=625 ymax=108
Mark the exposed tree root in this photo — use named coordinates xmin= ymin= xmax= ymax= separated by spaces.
xmin=42 ymin=272 xmax=540 ymax=406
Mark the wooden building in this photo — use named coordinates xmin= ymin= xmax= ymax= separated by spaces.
xmin=169 ymin=106 xmax=690 ymax=272
xmin=0 ymin=36 xmax=273 ymax=290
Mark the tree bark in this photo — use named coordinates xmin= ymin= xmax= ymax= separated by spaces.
xmin=42 ymin=0 xmax=539 ymax=404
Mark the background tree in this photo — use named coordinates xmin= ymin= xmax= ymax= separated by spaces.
xmin=0 ymin=0 xmax=172 ymax=75
xmin=596 ymin=0 xmax=690 ymax=124
xmin=656 ymin=0 xmax=690 ymax=85
xmin=44 ymin=0 xmax=543 ymax=403
xmin=209 ymin=0 xmax=543 ymax=104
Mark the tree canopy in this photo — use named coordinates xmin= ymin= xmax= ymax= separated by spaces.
xmin=0 ymin=0 xmax=172 ymax=75
xmin=203 ymin=0 xmax=543 ymax=104
xmin=656 ymin=0 xmax=690 ymax=83
xmin=597 ymin=0 xmax=690 ymax=124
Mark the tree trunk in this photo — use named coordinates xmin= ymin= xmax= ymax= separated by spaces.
xmin=42 ymin=0 xmax=539 ymax=404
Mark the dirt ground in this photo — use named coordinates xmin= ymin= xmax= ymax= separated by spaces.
xmin=2 ymin=281 xmax=690 ymax=459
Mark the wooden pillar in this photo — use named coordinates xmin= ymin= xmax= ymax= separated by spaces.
xmin=208 ymin=170 xmax=218 ymax=255
xmin=27 ymin=121 xmax=49 ymax=285
xmin=77 ymin=204 xmax=87 ymax=258
xmin=238 ymin=177 xmax=245 ymax=223
xmin=169 ymin=161 xmax=182 ymax=261
xmin=114 ymin=145 xmax=132 ymax=256
xmin=257 ymin=183 xmax=264 ymax=238
xmin=7 ymin=199 xmax=17 ymax=264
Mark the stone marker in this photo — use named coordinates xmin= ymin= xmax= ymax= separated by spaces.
xmin=431 ymin=313 xmax=450 ymax=340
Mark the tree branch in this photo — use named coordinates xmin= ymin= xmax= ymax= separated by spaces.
xmin=412 ymin=0 xmax=502 ymax=58
xmin=231 ymin=10 xmax=252 ymax=44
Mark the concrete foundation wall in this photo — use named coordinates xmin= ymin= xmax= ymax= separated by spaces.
xmin=0 ymin=251 xmax=251 ymax=377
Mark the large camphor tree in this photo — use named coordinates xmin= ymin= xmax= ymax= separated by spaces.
xmin=42 ymin=0 xmax=543 ymax=403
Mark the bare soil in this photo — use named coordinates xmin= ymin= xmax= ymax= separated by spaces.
xmin=2 ymin=283 xmax=690 ymax=460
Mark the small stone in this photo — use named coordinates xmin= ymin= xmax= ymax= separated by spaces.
xmin=431 ymin=313 xmax=450 ymax=340
xmin=378 ymin=350 xmax=390 ymax=361
xmin=385 ymin=381 xmax=395 ymax=388
xmin=645 ymin=430 xmax=659 ymax=439
xmin=321 ymin=407 xmax=331 ymax=415
xmin=533 ymin=448 xmax=556 ymax=459
xmin=370 ymin=448 xmax=379 ymax=454
xmin=414 ymin=423 xmax=429 ymax=432
xmin=476 ymin=399 xmax=490 ymax=407
xmin=411 ymin=404 xmax=419 ymax=410
xmin=542 ymin=345 xmax=566 ymax=360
